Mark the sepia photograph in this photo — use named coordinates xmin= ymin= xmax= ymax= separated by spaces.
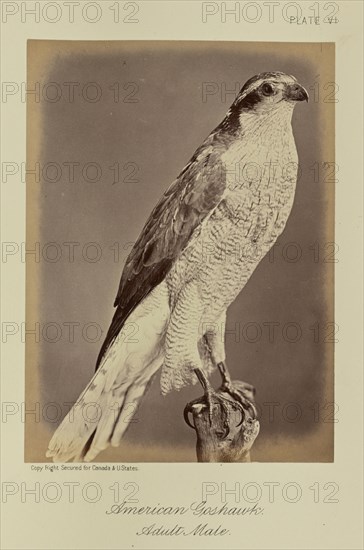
xmin=25 ymin=40 xmax=335 ymax=464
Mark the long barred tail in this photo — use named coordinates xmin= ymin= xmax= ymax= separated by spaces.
xmin=46 ymin=285 xmax=169 ymax=463
xmin=46 ymin=356 xmax=159 ymax=463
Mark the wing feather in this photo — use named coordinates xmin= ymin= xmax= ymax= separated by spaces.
xmin=95 ymin=134 xmax=228 ymax=369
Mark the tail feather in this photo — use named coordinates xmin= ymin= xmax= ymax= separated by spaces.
xmin=110 ymin=377 xmax=155 ymax=447
xmin=81 ymin=384 xmax=131 ymax=463
xmin=47 ymin=345 xmax=163 ymax=463
xmin=46 ymin=284 xmax=169 ymax=463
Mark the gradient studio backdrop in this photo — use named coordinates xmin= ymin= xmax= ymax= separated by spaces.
xmin=26 ymin=41 xmax=335 ymax=462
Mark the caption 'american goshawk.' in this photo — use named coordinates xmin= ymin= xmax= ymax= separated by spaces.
xmin=47 ymin=71 xmax=308 ymax=462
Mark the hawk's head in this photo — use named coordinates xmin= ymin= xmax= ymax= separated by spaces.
xmin=239 ymin=71 xmax=309 ymax=109
xmin=220 ymin=72 xmax=308 ymax=133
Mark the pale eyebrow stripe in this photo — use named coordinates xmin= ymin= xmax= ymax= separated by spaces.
xmin=244 ymin=75 xmax=294 ymax=96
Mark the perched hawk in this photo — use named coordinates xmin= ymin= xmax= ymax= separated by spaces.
xmin=47 ymin=71 xmax=308 ymax=462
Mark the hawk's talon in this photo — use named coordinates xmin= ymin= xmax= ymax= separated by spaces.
xmin=217 ymin=362 xmax=257 ymax=420
xmin=183 ymin=403 xmax=197 ymax=430
xmin=183 ymin=390 xmax=247 ymax=439
xmin=183 ymin=368 xmax=253 ymax=439
xmin=183 ymin=382 xmax=237 ymax=439
xmin=205 ymin=390 xmax=232 ymax=438
xmin=221 ymin=383 xmax=257 ymax=417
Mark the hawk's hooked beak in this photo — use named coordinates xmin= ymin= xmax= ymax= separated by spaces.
xmin=285 ymin=83 xmax=309 ymax=102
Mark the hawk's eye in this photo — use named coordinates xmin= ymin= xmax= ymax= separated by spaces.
xmin=261 ymin=83 xmax=274 ymax=96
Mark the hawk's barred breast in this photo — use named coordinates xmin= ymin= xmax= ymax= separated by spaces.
xmin=166 ymin=103 xmax=298 ymax=322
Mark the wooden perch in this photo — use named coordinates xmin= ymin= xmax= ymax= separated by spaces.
xmin=184 ymin=381 xmax=260 ymax=462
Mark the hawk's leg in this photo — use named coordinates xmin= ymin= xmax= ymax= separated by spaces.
xmin=217 ymin=361 xmax=257 ymax=419
xmin=203 ymin=312 xmax=257 ymax=420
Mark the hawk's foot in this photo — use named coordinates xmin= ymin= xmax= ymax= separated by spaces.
xmin=183 ymin=368 xmax=245 ymax=438
xmin=217 ymin=362 xmax=258 ymax=420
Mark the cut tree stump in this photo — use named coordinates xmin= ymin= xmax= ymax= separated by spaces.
xmin=184 ymin=381 xmax=260 ymax=462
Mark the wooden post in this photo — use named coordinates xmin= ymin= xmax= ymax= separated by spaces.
xmin=184 ymin=381 xmax=260 ymax=462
